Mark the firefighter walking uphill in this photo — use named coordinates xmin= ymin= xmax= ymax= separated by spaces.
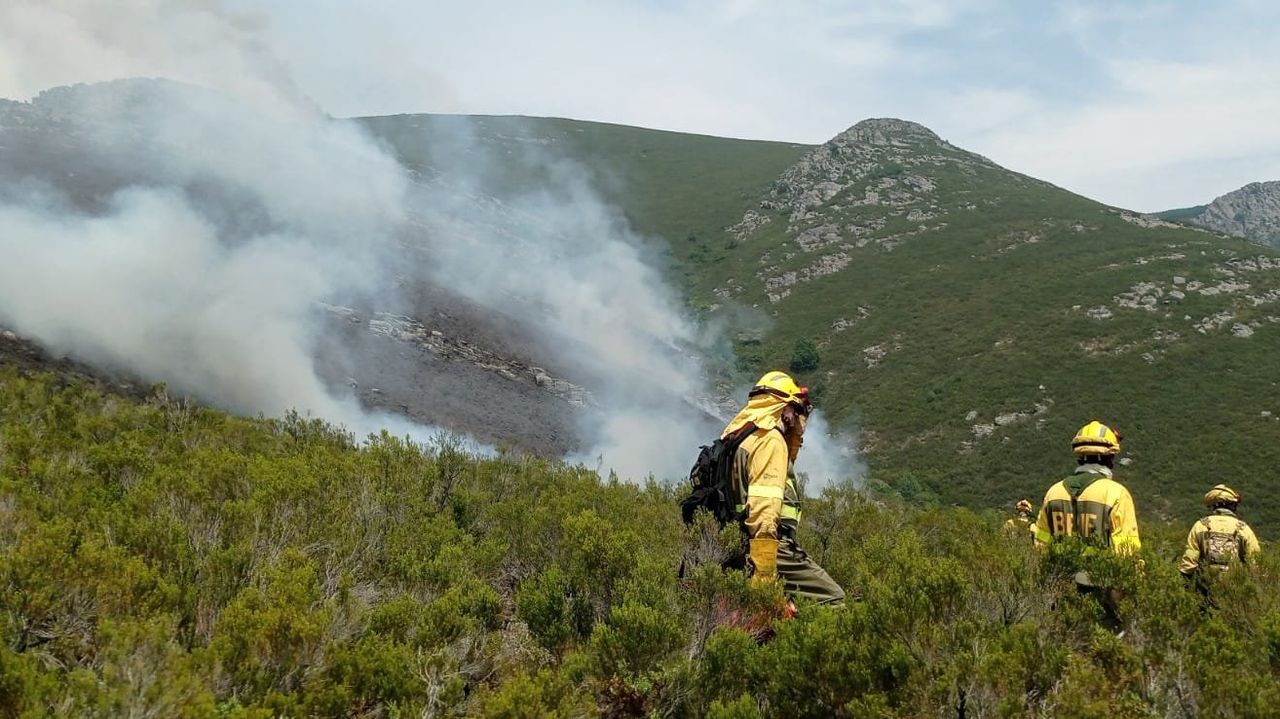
xmin=725 ymin=371 xmax=845 ymax=605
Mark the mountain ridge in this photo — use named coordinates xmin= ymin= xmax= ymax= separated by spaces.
xmin=645 ymin=109 xmax=1280 ymax=527
xmin=1160 ymin=180 xmax=1280 ymax=248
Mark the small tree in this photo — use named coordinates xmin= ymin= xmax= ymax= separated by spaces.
xmin=789 ymin=337 xmax=820 ymax=373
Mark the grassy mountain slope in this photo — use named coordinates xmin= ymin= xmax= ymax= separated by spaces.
xmin=4 ymin=364 xmax=1280 ymax=716
xmin=362 ymin=115 xmax=1280 ymax=532
xmin=696 ymin=120 xmax=1280 ymax=529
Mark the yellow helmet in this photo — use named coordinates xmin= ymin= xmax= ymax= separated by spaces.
xmin=1071 ymin=420 xmax=1121 ymax=456
xmin=749 ymin=371 xmax=812 ymax=414
xmin=1204 ymin=484 xmax=1241 ymax=507
xmin=1015 ymin=499 xmax=1032 ymax=514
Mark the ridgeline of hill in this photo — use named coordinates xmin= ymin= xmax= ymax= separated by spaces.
xmin=361 ymin=114 xmax=1280 ymax=533
xmin=3 ymin=364 xmax=1280 ymax=716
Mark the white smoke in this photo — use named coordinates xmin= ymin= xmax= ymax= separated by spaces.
xmin=394 ymin=127 xmax=715 ymax=479
xmin=795 ymin=409 xmax=866 ymax=493
xmin=0 ymin=83 xmax=411 ymax=438
xmin=0 ymin=2 xmax=865 ymax=487
xmin=0 ymin=2 xmax=712 ymax=474
xmin=0 ymin=4 xmax=417 ymax=439
xmin=0 ymin=0 xmax=301 ymax=113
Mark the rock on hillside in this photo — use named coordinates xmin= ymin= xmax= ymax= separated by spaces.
xmin=1178 ymin=181 xmax=1280 ymax=248
xmin=761 ymin=118 xmax=997 ymax=225
xmin=721 ymin=118 xmax=1032 ymax=304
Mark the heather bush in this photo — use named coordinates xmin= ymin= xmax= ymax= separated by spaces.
xmin=2 ymin=367 xmax=1279 ymax=716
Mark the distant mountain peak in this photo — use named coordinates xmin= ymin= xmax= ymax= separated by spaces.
xmin=1171 ymin=180 xmax=1280 ymax=248
xmin=742 ymin=117 xmax=995 ymax=242
xmin=30 ymin=77 xmax=194 ymax=108
xmin=1233 ymin=180 xmax=1280 ymax=196
xmin=835 ymin=118 xmax=943 ymax=145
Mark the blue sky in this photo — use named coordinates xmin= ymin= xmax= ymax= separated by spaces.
xmin=4 ymin=1 xmax=1279 ymax=211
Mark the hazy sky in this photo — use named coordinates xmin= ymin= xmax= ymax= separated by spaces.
xmin=5 ymin=0 xmax=1280 ymax=212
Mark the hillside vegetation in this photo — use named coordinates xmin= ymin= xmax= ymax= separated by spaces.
xmin=4 ymin=366 xmax=1280 ymax=717
xmin=362 ymin=115 xmax=1280 ymax=533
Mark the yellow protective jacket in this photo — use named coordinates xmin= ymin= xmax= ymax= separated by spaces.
xmin=1178 ymin=508 xmax=1261 ymax=575
xmin=1003 ymin=516 xmax=1033 ymax=538
xmin=722 ymin=394 xmax=802 ymax=540
xmin=1033 ymin=465 xmax=1141 ymax=554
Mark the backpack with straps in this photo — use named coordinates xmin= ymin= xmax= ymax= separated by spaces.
xmin=1199 ymin=519 xmax=1246 ymax=570
xmin=1063 ymin=472 xmax=1110 ymax=546
xmin=679 ymin=422 xmax=758 ymax=526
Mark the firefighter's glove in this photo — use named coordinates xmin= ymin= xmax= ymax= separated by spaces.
xmin=749 ymin=538 xmax=779 ymax=584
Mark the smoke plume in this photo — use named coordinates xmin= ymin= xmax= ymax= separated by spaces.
xmin=795 ymin=410 xmax=866 ymax=494
xmin=390 ymin=121 xmax=721 ymax=479
xmin=0 ymin=1 xmax=864 ymax=489
xmin=0 ymin=79 xmax=415 ymax=438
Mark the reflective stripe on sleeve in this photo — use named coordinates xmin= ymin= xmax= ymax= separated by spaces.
xmin=781 ymin=505 xmax=802 ymax=521
xmin=746 ymin=484 xmax=785 ymax=500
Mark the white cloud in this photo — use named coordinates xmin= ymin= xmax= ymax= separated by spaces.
xmin=953 ymin=55 xmax=1280 ymax=210
xmin=7 ymin=0 xmax=1280 ymax=211
xmin=247 ymin=0 xmax=957 ymax=141
xmin=0 ymin=0 xmax=304 ymax=111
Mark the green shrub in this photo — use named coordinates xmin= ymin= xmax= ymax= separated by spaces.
xmin=788 ymin=337 xmax=820 ymax=373
xmin=3 ymin=367 xmax=1280 ymax=715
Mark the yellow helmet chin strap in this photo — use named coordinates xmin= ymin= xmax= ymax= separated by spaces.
xmin=750 ymin=371 xmax=812 ymax=415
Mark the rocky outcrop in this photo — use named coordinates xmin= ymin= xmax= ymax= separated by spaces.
xmin=760 ymin=118 xmax=974 ymax=225
xmin=1084 ymin=242 xmax=1280 ymax=346
xmin=1185 ymin=181 xmax=1280 ymax=248
xmin=345 ymin=307 xmax=590 ymax=407
xmin=724 ymin=118 xmax=999 ymax=303
xmin=1118 ymin=212 xmax=1182 ymax=230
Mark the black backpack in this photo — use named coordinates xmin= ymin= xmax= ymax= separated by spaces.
xmin=680 ymin=422 xmax=758 ymax=526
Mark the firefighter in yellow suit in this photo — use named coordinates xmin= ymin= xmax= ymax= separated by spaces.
xmin=1004 ymin=499 xmax=1035 ymax=538
xmin=1033 ymin=420 xmax=1140 ymax=553
xmin=1034 ymin=421 xmax=1139 ymax=631
xmin=1179 ymin=484 xmax=1261 ymax=577
xmin=724 ymin=371 xmax=845 ymax=605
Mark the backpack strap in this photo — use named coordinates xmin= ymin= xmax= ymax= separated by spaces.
xmin=731 ymin=422 xmax=761 ymax=443
xmin=1196 ymin=517 xmax=1212 ymax=557
xmin=1236 ymin=519 xmax=1248 ymax=563
xmin=1065 ymin=474 xmax=1101 ymax=542
xmin=723 ymin=422 xmax=758 ymax=509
